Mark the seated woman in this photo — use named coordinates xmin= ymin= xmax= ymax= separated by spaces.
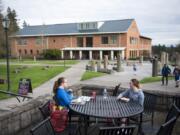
xmin=117 ymin=78 xmax=144 ymax=106
xmin=53 ymin=77 xmax=73 ymax=107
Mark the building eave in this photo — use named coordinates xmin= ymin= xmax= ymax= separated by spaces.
xmin=10 ymin=31 xmax=128 ymax=38
xmin=62 ymin=47 xmax=126 ymax=51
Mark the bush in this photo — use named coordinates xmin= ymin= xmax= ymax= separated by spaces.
xmin=41 ymin=49 xmax=61 ymax=60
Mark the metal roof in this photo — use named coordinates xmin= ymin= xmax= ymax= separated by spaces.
xmin=14 ymin=19 xmax=134 ymax=37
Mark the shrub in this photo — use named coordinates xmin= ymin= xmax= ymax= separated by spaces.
xmin=41 ymin=49 xmax=61 ymax=60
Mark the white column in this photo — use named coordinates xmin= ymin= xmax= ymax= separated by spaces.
xmin=79 ymin=50 xmax=82 ymax=60
xmin=100 ymin=51 xmax=103 ymax=60
xmin=121 ymin=50 xmax=125 ymax=59
xmin=111 ymin=51 xmax=114 ymax=60
xmin=61 ymin=50 xmax=64 ymax=59
xmin=89 ymin=51 xmax=92 ymax=60
xmin=70 ymin=50 xmax=73 ymax=59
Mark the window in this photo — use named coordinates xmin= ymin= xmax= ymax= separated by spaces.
xmin=16 ymin=38 xmax=27 ymax=45
xmin=102 ymin=36 xmax=108 ymax=44
xmin=19 ymin=49 xmax=21 ymax=54
xmin=130 ymin=37 xmax=138 ymax=45
xmin=37 ymin=50 xmax=39 ymax=54
xmin=24 ymin=49 xmax=27 ymax=55
xmin=77 ymin=37 xmax=83 ymax=47
xmin=110 ymin=35 xmax=117 ymax=44
xmin=36 ymin=37 xmax=47 ymax=45
xmin=30 ymin=50 xmax=33 ymax=55
xmin=36 ymin=37 xmax=42 ymax=45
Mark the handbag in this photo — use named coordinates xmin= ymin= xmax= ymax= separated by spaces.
xmin=50 ymin=105 xmax=68 ymax=132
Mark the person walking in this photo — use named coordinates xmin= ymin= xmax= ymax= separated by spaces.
xmin=133 ymin=63 xmax=137 ymax=75
xmin=161 ymin=64 xmax=171 ymax=85
xmin=173 ymin=66 xmax=180 ymax=87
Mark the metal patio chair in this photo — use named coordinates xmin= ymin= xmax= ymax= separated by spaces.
xmin=156 ymin=116 xmax=177 ymax=135
xmin=39 ymin=100 xmax=51 ymax=119
xmin=30 ymin=117 xmax=55 ymax=135
xmin=98 ymin=125 xmax=136 ymax=135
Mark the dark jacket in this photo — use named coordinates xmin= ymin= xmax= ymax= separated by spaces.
xmin=173 ymin=68 xmax=180 ymax=81
xmin=161 ymin=66 xmax=171 ymax=76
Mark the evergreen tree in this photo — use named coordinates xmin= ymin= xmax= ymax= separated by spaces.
xmin=7 ymin=7 xmax=19 ymax=35
xmin=0 ymin=0 xmax=5 ymax=57
xmin=23 ymin=20 xmax=28 ymax=28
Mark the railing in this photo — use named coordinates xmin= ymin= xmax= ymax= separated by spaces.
xmin=0 ymin=90 xmax=33 ymax=102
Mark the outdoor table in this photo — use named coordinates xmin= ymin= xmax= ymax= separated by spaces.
xmin=70 ymin=96 xmax=144 ymax=135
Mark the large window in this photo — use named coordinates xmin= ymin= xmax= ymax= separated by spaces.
xmin=36 ymin=37 xmax=47 ymax=45
xmin=16 ymin=38 xmax=27 ymax=45
xmin=110 ymin=35 xmax=117 ymax=44
xmin=130 ymin=37 xmax=138 ymax=45
xmin=77 ymin=37 xmax=83 ymax=47
xmin=101 ymin=36 xmax=108 ymax=44
xmin=36 ymin=37 xmax=42 ymax=45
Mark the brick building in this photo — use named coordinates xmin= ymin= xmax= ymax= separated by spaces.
xmin=10 ymin=19 xmax=152 ymax=60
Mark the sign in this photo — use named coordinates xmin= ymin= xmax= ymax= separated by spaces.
xmin=18 ymin=78 xmax=32 ymax=95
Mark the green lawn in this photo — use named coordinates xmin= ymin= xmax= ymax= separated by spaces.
xmin=0 ymin=59 xmax=78 ymax=65
xmin=0 ymin=65 xmax=68 ymax=99
xmin=81 ymin=71 xmax=107 ymax=81
xmin=140 ymin=76 xmax=174 ymax=84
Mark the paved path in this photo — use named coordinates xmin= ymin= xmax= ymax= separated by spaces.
xmin=0 ymin=61 xmax=87 ymax=110
xmin=80 ymin=62 xmax=152 ymax=87
xmin=79 ymin=62 xmax=179 ymax=95
xmin=1 ymin=61 xmax=179 ymax=111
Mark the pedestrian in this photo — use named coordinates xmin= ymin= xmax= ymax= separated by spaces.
xmin=173 ymin=66 xmax=180 ymax=87
xmin=133 ymin=63 xmax=137 ymax=75
xmin=161 ymin=64 xmax=171 ymax=85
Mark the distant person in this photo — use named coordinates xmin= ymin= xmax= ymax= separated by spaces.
xmin=133 ymin=63 xmax=137 ymax=75
xmin=173 ymin=66 xmax=180 ymax=88
xmin=161 ymin=64 xmax=171 ymax=85
xmin=117 ymin=79 xmax=144 ymax=106
xmin=53 ymin=77 xmax=73 ymax=107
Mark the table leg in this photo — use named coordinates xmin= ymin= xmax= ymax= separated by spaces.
xmin=138 ymin=113 xmax=144 ymax=135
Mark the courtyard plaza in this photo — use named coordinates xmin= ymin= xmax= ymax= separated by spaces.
xmin=0 ymin=60 xmax=179 ymax=135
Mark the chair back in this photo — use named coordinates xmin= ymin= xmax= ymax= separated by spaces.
xmin=53 ymin=95 xmax=59 ymax=106
xmin=157 ymin=117 xmax=177 ymax=135
xmin=144 ymin=92 xmax=157 ymax=115
xmin=39 ymin=100 xmax=51 ymax=119
xmin=165 ymin=103 xmax=180 ymax=122
xmin=30 ymin=117 xmax=55 ymax=135
xmin=113 ymin=83 xmax=121 ymax=96
xmin=99 ymin=125 xmax=136 ymax=135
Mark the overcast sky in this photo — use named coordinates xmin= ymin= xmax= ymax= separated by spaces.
xmin=2 ymin=0 xmax=180 ymax=45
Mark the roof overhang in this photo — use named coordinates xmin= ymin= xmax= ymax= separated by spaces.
xmin=140 ymin=35 xmax=152 ymax=40
xmin=10 ymin=31 xmax=127 ymax=38
xmin=62 ymin=47 xmax=126 ymax=51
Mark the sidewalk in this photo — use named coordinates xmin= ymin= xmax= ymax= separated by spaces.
xmin=0 ymin=61 xmax=87 ymax=110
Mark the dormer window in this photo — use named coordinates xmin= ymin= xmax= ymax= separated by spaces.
xmin=77 ymin=22 xmax=99 ymax=31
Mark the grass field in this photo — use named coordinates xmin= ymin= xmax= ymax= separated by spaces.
xmin=140 ymin=76 xmax=174 ymax=84
xmin=0 ymin=59 xmax=78 ymax=65
xmin=0 ymin=65 xmax=68 ymax=99
xmin=81 ymin=71 xmax=107 ymax=81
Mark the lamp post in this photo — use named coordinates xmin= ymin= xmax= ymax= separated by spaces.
xmin=2 ymin=16 xmax=10 ymax=91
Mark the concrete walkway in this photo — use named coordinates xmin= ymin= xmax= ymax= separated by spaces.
xmin=1 ymin=61 xmax=179 ymax=111
xmin=79 ymin=62 xmax=179 ymax=95
xmin=0 ymin=61 xmax=87 ymax=110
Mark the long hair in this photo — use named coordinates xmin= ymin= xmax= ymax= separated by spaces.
xmin=131 ymin=78 xmax=140 ymax=89
xmin=53 ymin=77 xmax=65 ymax=94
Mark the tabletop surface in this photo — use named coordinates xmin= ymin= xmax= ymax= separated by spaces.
xmin=70 ymin=96 xmax=143 ymax=118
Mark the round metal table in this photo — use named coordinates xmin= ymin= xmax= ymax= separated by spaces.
xmin=70 ymin=96 xmax=144 ymax=135
xmin=70 ymin=96 xmax=143 ymax=119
